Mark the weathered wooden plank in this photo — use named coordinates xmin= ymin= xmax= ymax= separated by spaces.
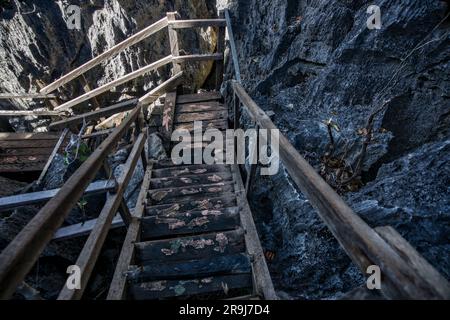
xmin=0 ymin=104 xmax=141 ymax=299
xmin=40 ymin=17 xmax=169 ymax=94
xmin=174 ymin=110 xmax=228 ymax=124
xmin=0 ymin=179 xmax=116 ymax=212
xmin=177 ymin=101 xmax=226 ymax=113
xmin=150 ymin=171 xmax=233 ymax=189
xmin=174 ymin=119 xmax=228 ymax=132
xmin=58 ymin=133 xmax=146 ymax=300
xmin=54 ymin=56 xmax=172 ymax=111
xmin=168 ymin=19 xmax=226 ymax=29
xmin=127 ymin=253 xmax=250 ymax=283
xmin=172 ymin=53 xmax=223 ymax=63
xmin=36 ymin=128 xmax=69 ymax=187
xmin=0 ymin=162 xmax=48 ymax=173
xmin=176 ymin=92 xmax=221 ymax=105
xmin=230 ymin=164 xmax=277 ymax=300
xmin=152 ymin=163 xmax=230 ymax=178
xmin=160 ymin=91 xmax=176 ymax=150
xmin=107 ymin=163 xmax=154 ymax=300
xmin=148 ymin=182 xmax=234 ymax=205
xmin=232 ymin=81 xmax=448 ymax=299
xmin=130 ymin=274 xmax=252 ymax=300
xmin=53 ymin=215 xmax=124 ymax=241
xmin=135 ymin=228 xmax=245 ymax=263
xmin=0 ymin=147 xmax=56 ymax=156
xmin=0 ymin=110 xmax=61 ymax=117
xmin=0 ymin=140 xmax=60 ymax=149
xmin=141 ymin=206 xmax=240 ymax=239
xmin=0 ymin=93 xmax=57 ymax=99
xmin=0 ymin=132 xmax=61 ymax=140
xmin=82 ymin=129 xmax=114 ymax=139
xmin=0 ymin=155 xmax=52 ymax=165
xmin=146 ymin=193 xmax=236 ymax=216
xmin=49 ymin=99 xmax=138 ymax=131
xmin=138 ymin=72 xmax=184 ymax=106
xmin=375 ymin=226 xmax=450 ymax=299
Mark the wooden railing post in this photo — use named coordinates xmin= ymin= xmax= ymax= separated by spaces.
xmin=245 ymin=124 xmax=259 ymax=195
xmin=167 ymin=12 xmax=182 ymax=75
xmin=216 ymin=11 xmax=226 ymax=91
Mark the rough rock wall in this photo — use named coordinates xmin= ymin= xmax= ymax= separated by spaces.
xmin=221 ymin=0 xmax=450 ymax=299
xmin=0 ymin=0 xmax=217 ymax=130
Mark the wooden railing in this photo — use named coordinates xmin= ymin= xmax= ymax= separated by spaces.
xmin=0 ymin=12 xmax=226 ymax=300
xmin=224 ymin=9 xmax=450 ymax=299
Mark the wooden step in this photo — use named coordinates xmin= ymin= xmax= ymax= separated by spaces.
xmin=174 ymin=119 xmax=228 ymax=132
xmin=141 ymin=207 xmax=240 ymax=240
xmin=177 ymin=101 xmax=226 ymax=113
xmin=152 ymin=163 xmax=230 ymax=178
xmin=146 ymin=193 xmax=236 ymax=216
xmin=134 ymin=228 xmax=246 ymax=263
xmin=129 ymin=273 xmax=252 ymax=300
xmin=174 ymin=110 xmax=228 ymax=124
xmin=150 ymin=171 xmax=233 ymax=189
xmin=127 ymin=253 xmax=251 ymax=282
xmin=176 ymin=92 xmax=222 ymax=105
xmin=148 ymin=181 xmax=234 ymax=205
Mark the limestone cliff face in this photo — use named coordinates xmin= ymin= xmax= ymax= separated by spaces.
xmin=221 ymin=0 xmax=450 ymax=299
xmin=0 ymin=0 xmax=217 ymax=130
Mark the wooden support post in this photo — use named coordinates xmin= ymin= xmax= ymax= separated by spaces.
xmin=107 ymin=162 xmax=154 ymax=300
xmin=167 ymin=12 xmax=181 ymax=75
xmin=216 ymin=11 xmax=226 ymax=91
xmin=58 ymin=133 xmax=146 ymax=300
xmin=160 ymin=91 xmax=177 ymax=151
xmin=245 ymin=125 xmax=259 ymax=195
xmin=36 ymin=128 xmax=69 ymax=187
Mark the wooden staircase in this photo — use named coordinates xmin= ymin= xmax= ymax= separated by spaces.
xmin=107 ymin=92 xmax=276 ymax=300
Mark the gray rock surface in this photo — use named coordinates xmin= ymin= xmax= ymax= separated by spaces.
xmin=223 ymin=0 xmax=450 ymax=298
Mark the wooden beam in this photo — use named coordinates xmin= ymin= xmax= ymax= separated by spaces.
xmin=0 ymin=93 xmax=58 ymax=99
xmin=0 ymin=179 xmax=116 ymax=212
xmin=168 ymin=19 xmax=226 ymax=29
xmin=375 ymin=226 xmax=450 ymax=299
xmin=224 ymin=9 xmax=242 ymax=83
xmin=53 ymin=215 xmax=124 ymax=241
xmin=48 ymin=99 xmax=137 ymax=131
xmin=159 ymin=91 xmax=176 ymax=150
xmin=172 ymin=53 xmax=223 ymax=63
xmin=58 ymin=133 xmax=146 ymax=300
xmin=0 ymin=110 xmax=61 ymax=117
xmin=40 ymin=17 xmax=169 ymax=94
xmin=0 ymin=104 xmax=141 ymax=299
xmin=230 ymin=164 xmax=277 ymax=300
xmin=107 ymin=163 xmax=153 ymax=300
xmin=215 ymin=12 xmax=225 ymax=91
xmin=167 ymin=12 xmax=181 ymax=75
xmin=231 ymin=81 xmax=450 ymax=299
xmin=138 ymin=72 xmax=184 ymax=106
xmin=36 ymin=128 xmax=69 ymax=187
xmin=54 ymin=55 xmax=173 ymax=111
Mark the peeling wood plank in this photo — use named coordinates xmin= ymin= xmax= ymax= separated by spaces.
xmin=176 ymin=101 xmax=226 ymax=114
xmin=127 ymin=253 xmax=250 ymax=283
xmin=146 ymin=193 xmax=236 ymax=216
xmin=141 ymin=206 xmax=240 ymax=240
xmin=107 ymin=163 xmax=154 ymax=300
xmin=135 ymin=228 xmax=245 ymax=264
xmin=130 ymin=273 xmax=252 ymax=300
xmin=150 ymin=171 xmax=233 ymax=189
xmin=160 ymin=91 xmax=176 ymax=150
xmin=176 ymin=92 xmax=221 ymax=105
xmin=174 ymin=110 xmax=228 ymax=124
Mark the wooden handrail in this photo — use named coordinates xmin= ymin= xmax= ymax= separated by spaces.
xmin=54 ymin=56 xmax=173 ymax=111
xmin=0 ymin=93 xmax=58 ymax=99
xmin=223 ymin=9 xmax=241 ymax=83
xmin=168 ymin=19 xmax=226 ymax=29
xmin=40 ymin=17 xmax=169 ymax=94
xmin=231 ymin=81 xmax=450 ymax=299
xmin=0 ymin=104 xmax=142 ymax=299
